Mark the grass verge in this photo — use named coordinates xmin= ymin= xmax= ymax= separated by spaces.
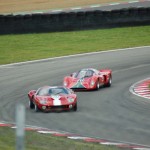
xmin=0 ymin=126 xmax=123 ymax=150
xmin=0 ymin=25 xmax=150 ymax=65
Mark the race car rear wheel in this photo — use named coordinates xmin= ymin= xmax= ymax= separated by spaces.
xmin=73 ymin=103 xmax=77 ymax=111
xmin=29 ymin=100 xmax=34 ymax=109
xmin=96 ymin=80 xmax=100 ymax=90
xmin=105 ymin=76 xmax=112 ymax=87
xmin=34 ymin=104 xmax=40 ymax=112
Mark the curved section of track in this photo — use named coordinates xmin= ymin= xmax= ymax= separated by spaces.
xmin=0 ymin=47 xmax=150 ymax=146
xmin=130 ymin=78 xmax=150 ymax=100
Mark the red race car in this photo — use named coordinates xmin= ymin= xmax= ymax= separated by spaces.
xmin=63 ymin=68 xmax=112 ymax=90
xmin=28 ymin=86 xmax=77 ymax=112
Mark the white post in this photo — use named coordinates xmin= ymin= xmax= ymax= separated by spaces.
xmin=16 ymin=104 xmax=25 ymax=150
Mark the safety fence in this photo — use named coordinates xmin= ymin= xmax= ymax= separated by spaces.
xmin=0 ymin=7 xmax=150 ymax=34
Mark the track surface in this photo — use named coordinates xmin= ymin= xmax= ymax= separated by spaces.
xmin=1 ymin=0 xmax=150 ymax=14
xmin=64 ymin=1 xmax=150 ymax=13
xmin=0 ymin=47 xmax=150 ymax=146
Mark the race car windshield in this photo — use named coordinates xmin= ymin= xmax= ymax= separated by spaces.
xmin=75 ymin=70 xmax=93 ymax=78
xmin=37 ymin=87 xmax=69 ymax=96
xmin=49 ymin=87 xmax=69 ymax=95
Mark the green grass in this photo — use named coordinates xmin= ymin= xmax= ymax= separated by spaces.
xmin=0 ymin=25 xmax=150 ymax=65
xmin=0 ymin=127 xmax=123 ymax=150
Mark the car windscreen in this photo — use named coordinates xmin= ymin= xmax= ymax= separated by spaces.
xmin=49 ymin=87 xmax=69 ymax=95
xmin=75 ymin=70 xmax=94 ymax=78
xmin=37 ymin=87 xmax=69 ymax=96
xmin=37 ymin=87 xmax=50 ymax=96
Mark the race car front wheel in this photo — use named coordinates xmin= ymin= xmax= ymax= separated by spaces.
xmin=34 ymin=104 xmax=40 ymax=112
xmin=73 ymin=103 xmax=77 ymax=111
xmin=96 ymin=80 xmax=100 ymax=90
xmin=29 ymin=100 xmax=34 ymax=109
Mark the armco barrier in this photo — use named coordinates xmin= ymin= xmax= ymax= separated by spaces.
xmin=0 ymin=7 xmax=150 ymax=34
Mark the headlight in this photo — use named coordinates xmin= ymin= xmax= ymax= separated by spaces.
xmin=39 ymin=99 xmax=47 ymax=105
xmin=63 ymin=81 xmax=67 ymax=87
xmin=90 ymin=80 xmax=95 ymax=86
xmin=68 ymin=98 xmax=74 ymax=103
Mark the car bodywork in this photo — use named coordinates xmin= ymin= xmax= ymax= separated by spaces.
xmin=28 ymin=86 xmax=77 ymax=112
xmin=63 ymin=68 xmax=112 ymax=90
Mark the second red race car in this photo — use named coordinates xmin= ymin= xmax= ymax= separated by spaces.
xmin=28 ymin=86 xmax=77 ymax=112
xmin=63 ymin=68 xmax=112 ymax=90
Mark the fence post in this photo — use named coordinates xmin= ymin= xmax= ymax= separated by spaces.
xmin=16 ymin=104 xmax=25 ymax=150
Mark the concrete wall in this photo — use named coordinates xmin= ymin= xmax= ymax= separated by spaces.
xmin=0 ymin=7 xmax=150 ymax=34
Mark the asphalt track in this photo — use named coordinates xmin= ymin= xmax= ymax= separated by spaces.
xmin=11 ymin=1 xmax=150 ymax=15
xmin=65 ymin=1 xmax=150 ymax=12
xmin=0 ymin=47 xmax=150 ymax=146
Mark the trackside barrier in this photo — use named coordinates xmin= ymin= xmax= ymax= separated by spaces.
xmin=0 ymin=7 xmax=150 ymax=34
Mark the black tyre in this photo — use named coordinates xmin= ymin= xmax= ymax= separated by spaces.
xmin=105 ymin=76 xmax=112 ymax=87
xmin=34 ymin=104 xmax=40 ymax=112
xmin=96 ymin=80 xmax=100 ymax=90
xmin=29 ymin=100 xmax=34 ymax=109
xmin=73 ymin=103 xmax=77 ymax=111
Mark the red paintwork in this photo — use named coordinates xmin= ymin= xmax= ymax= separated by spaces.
xmin=28 ymin=86 xmax=77 ymax=112
xmin=63 ymin=68 xmax=112 ymax=90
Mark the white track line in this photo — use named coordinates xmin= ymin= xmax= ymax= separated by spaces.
xmin=0 ymin=46 xmax=150 ymax=68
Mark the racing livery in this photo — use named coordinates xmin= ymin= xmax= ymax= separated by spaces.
xmin=28 ymin=86 xmax=77 ymax=112
xmin=63 ymin=68 xmax=112 ymax=90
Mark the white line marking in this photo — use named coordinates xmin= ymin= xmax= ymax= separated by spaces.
xmin=38 ymin=131 xmax=59 ymax=134
xmin=101 ymin=142 xmax=123 ymax=145
xmin=51 ymin=10 xmax=62 ymax=12
xmin=34 ymin=12 xmax=43 ymax=14
xmin=129 ymin=1 xmax=139 ymax=3
xmin=90 ymin=5 xmax=101 ymax=8
xmin=0 ymin=46 xmax=150 ymax=68
xmin=109 ymin=3 xmax=120 ymax=5
xmin=71 ymin=7 xmax=81 ymax=10
xmin=68 ymin=136 xmax=88 ymax=140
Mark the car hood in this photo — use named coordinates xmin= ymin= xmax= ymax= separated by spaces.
xmin=36 ymin=94 xmax=75 ymax=106
xmin=36 ymin=94 xmax=70 ymax=100
xmin=69 ymin=77 xmax=92 ymax=88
